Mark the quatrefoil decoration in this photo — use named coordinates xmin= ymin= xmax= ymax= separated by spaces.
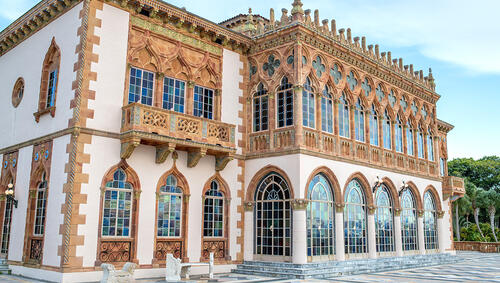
xmin=400 ymin=96 xmax=408 ymax=111
xmin=249 ymin=64 xmax=257 ymax=79
xmin=411 ymin=101 xmax=418 ymax=116
xmin=263 ymin=54 xmax=280 ymax=76
xmin=421 ymin=106 xmax=428 ymax=119
xmin=388 ymin=90 xmax=396 ymax=107
xmin=376 ymin=84 xmax=385 ymax=102
xmin=361 ymin=78 xmax=372 ymax=97
xmin=347 ymin=71 xmax=358 ymax=91
xmin=330 ymin=64 xmax=342 ymax=85
xmin=312 ymin=56 xmax=326 ymax=77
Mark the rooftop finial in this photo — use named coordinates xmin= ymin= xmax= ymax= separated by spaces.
xmin=314 ymin=9 xmax=320 ymax=28
xmin=291 ymin=0 xmax=305 ymax=22
xmin=241 ymin=7 xmax=256 ymax=35
xmin=281 ymin=8 xmax=289 ymax=25
xmin=270 ymin=8 xmax=275 ymax=27
xmin=428 ymin=68 xmax=436 ymax=90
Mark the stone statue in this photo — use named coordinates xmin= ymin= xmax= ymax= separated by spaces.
xmin=101 ymin=262 xmax=136 ymax=283
xmin=165 ymin=253 xmax=182 ymax=281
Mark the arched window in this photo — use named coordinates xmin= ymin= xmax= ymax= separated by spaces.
xmin=369 ymin=105 xmax=379 ymax=146
xmin=417 ymin=125 xmax=424 ymax=158
xmin=406 ymin=122 xmax=414 ymax=156
xmin=162 ymin=76 xmax=185 ymax=113
xmin=203 ymin=180 xmax=224 ymax=238
xmin=12 ymin=77 xmax=24 ymax=108
xmin=26 ymin=171 xmax=50 ymax=262
xmin=307 ymin=174 xmax=335 ymax=260
xmin=157 ymin=175 xmax=183 ymax=237
xmin=277 ymin=77 xmax=294 ymax=128
xmin=401 ymin=189 xmax=418 ymax=251
xmin=354 ymin=99 xmax=365 ymax=142
xmin=254 ymin=173 xmax=292 ymax=259
xmin=36 ymin=38 xmax=60 ymax=121
xmin=395 ymin=115 xmax=403 ymax=152
xmin=427 ymin=129 xmax=434 ymax=161
xmin=302 ymin=77 xmax=315 ymax=128
xmin=338 ymin=94 xmax=350 ymax=138
xmin=102 ymin=169 xmax=133 ymax=237
xmin=253 ymin=83 xmax=269 ymax=132
xmin=344 ymin=179 xmax=367 ymax=255
xmin=383 ymin=110 xmax=392 ymax=149
xmin=424 ymin=191 xmax=438 ymax=250
xmin=1 ymin=178 xmax=14 ymax=254
xmin=321 ymin=86 xmax=333 ymax=133
xmin=375 ymin=184 xmax=394 ymax=253
xmin=34 ymin=172 xmax=48 ymax=236
xmin=128 ymin=67 xmax=155 ymax=105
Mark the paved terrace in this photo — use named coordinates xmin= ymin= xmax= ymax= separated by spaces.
xmin=1 ymin=252 xmax=498 ymax=282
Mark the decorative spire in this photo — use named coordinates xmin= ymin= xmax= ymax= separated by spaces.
xmin=428 ymin=68 xmax=436 ymax=90
xmin=291 ymin=0 xmax=304 ymax=22
xmin=281 ymin=8 xmax=289 ymax=25
xmin=270 ymin=8 xmax=275 ymax=27
xmin=241 ymin=8 xmax=257 ymax=35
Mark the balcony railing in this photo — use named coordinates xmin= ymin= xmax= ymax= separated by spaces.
xmin=442 ymin=176 xmax=465 ymax=200
xmin=121 ymin=103 xmax=236 ymax=170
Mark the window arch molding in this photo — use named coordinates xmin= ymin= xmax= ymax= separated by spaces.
xmin=12 ymin=77 xmax=24 ymax=108
xmin=246 ymin=165 xmax=295 ymax=202
xmin=405 ymin=181 xmax=424 ymax=211
xmin=342 ymin=172 xmax=374 ymax=209
xmin=304 ymin=166 xmax=342 ymax=204
xmin=380 ymin=177 xmax=401 ymax=210
xmin=35 ymin=37 xmax=61 ymax=121
xmin=153 ymin=164 xmax=190 ymax=263
xmin=423 ymin=185 xmax=442 ymax=212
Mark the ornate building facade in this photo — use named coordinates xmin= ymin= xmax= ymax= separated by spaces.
xmin=0 ymin=0 xmax=465 ymax=281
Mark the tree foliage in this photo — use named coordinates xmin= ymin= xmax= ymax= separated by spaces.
xmin=448 ymin=156 xmax=500 ymax=192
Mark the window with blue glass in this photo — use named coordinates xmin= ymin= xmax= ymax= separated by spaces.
xmin=34 ymin=172 xmax=49 ymax=236
xmin=46 ymin=69 xmax=58 ymax=108
xmin=424 ymin=191 xmax=438 ymax=250
xmin=383 ymin=111 xmax=392 ymax=149
xmin=338 ymin=94 xmax=350 ymax=138
xmin=344 ymin=179 xmax=367 ymax=255
xmin=406 ymin=122 xmax=414 ymax=156
xmin=354 ymin=99 xmax=365 ymax=142
xmin=102 ymin=169 xmax=133 ymax=237
xmin=395 ymin=115 xmax=403 ymax=153
xmin=417 ymin=125 xmax=424 ymax=158
xmin=321 ymin=86 xmax=333 ymax=133
xmin=375 ymin=184 xmax=394 ymax=253
xmin=128 ymin=67 xmax=154 ymax=105
xmin=302 ymin=77 xmax=315 ymax=128
xmin=370 ymin=105 xmax=379 ymax=146
xmin=157 ymin=175 xmax=183 ymax=237
xmin=401 ymin=189 xmax=418 ymax=251
xmin=253 ymin=83 xmax=268 ymax=132
xmin=203 ymin=180 xmax=224 ymax=237
xmin=193 ymin=85 xmax=214 ymax=119
xmin=277 ymin=77 xmax=294 ymax=128
xmin=427 ymin=130 xmax=434 ymax=161
xmin=162 ymin=77 xmax=185 ymax=113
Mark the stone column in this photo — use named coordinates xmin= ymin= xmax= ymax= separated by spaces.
xmin=335 ymin=204 xmax=345 ymax=261
xmin=418 ymin=211 xmax=426 ymax=255
xmin=244 ymin=202 xmax=254 ymax=261
xmin=393 ymin=209 xmax=403 ymax=257
xmin=292 ymin=199 xmax=307 ymax=264
xmin=186 ymin=81 xmax=195 ymax=115
xmin=437 ymin=211 xmax=446 ymax=253
xmin=367 ymin=207 xmax=377 ymax=259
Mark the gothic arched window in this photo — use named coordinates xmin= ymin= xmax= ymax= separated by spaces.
xmin=395 ymin=115 xmax=403 ymax=153
xmin=203 ymin=180 xmax=224 ymax=237
xmin=35 ymin=38 xmax=61 ymax=121
xmin=344 ymin=179 xmax=367 ymax=255
xmin=369 ymin=105 xmax=379 ymax=146
xmin=277 ymin=77 xmax=294 ymax=128
xmin=321 ymin=86 xmax=333 ymax=133
xmin=253 ymin=83 xmax=269 ymax=132
xmin=157 ymin=175 xmax=183 ymax=237
xmin=375 ymin=184 xmax=394 ymax=253
xmin=424 ymin=191 xmax=438 ymax=250
xmin=427 ymin=129 xmax=435 ymax=161
xmin=302 ymin=77 xmax=315 ymax=128
xmin=354 ymin=99 xmax=365 ymax=142
xmin=102 ymin=169 xmax=133 ymax=237
xmin=406 ymin=122 xmax=414 ymax=156
xmin=401 ymin=189 xmax=418 ymax=251
xmin=417 ymin=125 xmax=425 ymax=158
xmin=383 ymin=110 xmax=392 ymax=149
xmin=338 ymin=94 xmax=350 ymax=138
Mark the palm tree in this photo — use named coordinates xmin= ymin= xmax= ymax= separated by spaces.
xmin=454 ymin=194 xmax=471 ymax=241
xmin=466 ymin=181 xmax=485 ymax=240
xmin=478 ymin=189 xmax=500 ymax=242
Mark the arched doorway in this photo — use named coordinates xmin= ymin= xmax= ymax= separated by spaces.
xmin=254 ymin=173 xmax=292 ymax=261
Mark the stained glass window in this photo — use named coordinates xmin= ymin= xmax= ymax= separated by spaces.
xmin=307 ymin=174 xmax=335 ymax=259
xmin=338 ymin=94 xmax=350 ymax=138
xmin=375 ymin=185 xmax=394 ymax=253
xmin=203 ymin=181 xmax=224 ymax=237
xmin=193 ymin=85 xmax=214 ymax=119
xmin=46 ymin=69 xmax=58 ymax=108
xmin=157 ymin=175 xmax=183 ymax=237
xmin=302 ymin=77 xmax=315 ymax=128
xmin=321 ymin=86 xmax=333 ymax=133
xmin=277 ymin=77 xmax=294 ymax=128
xmin=354 ymin=99 xmax=365 ymax=142
xmin=395 ymin=115 xmax=403 ymax=153
xmin=417 ymin=125 xmax=424 ymax=158
xmin=1 ymin=178 xmax=14 ymax=253
xmin=406 ymin=122 xmax=414 ymax=156
xmin=34 ymin=172 xmax=48 ymax=236
xmin=401 ymin=189 xmax=418 ymax=251
xmin=370 ymin=105 xmax=379 ymax=146
xmin=128 ymin=67 xmax=154 ymax=105
xmin=424 ymin=192 xmax=438 ymax=250
xmin=344 ymin=179 xmax=367 ymax=255
xmin=427 ymin=130 xmax=434 ymax=161
xmin=163 ymin=77 xmax=185 ymax=113
xmin=383 ymin=110 xmax=392 ymax=149
xmin=102 ymin=169 xmax=133 ymax=237
xmin=253 ymin=83 xmax=269 ymax=132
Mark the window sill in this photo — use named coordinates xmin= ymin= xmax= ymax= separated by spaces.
xmin=33 ymin=106 xmax=56 ymax=123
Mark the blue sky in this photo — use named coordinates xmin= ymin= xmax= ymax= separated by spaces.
xmin=1 ymin=0 xmax=498 ymax=159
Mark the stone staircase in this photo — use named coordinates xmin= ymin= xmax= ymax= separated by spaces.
xmin=0 ymin=257 xmax=11 ymax=275
xmin=232 ymin=253 xmax=461 ymax=279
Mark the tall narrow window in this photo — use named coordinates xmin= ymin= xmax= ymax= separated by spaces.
xmin=383 ymin=110 xmax=392 ymax=149
xmin=277 ymin=77 xmax=294 ymax=128
xmin=1 ymin=178 xmax=14 ymax=254
xmin=157 ymin=175 xmax=183 ymax=237
xmin=36 ymin=38 xmax=61 ymax=120
xmin=370 ymin=105 xmax=379 ymax=146
xmin=46 ymin=70 xmax=58 ymax=108
xmin=253 ymin=83 xmax=269 ymax=132
xmin=427 ymin=130 xmax=434 ymax=161
xmin=401 ymin=189 xmax=418 ymax=251
xmin=34 ymin=173 xmax=48 ymax=236
xmin=440 ymin=158 xmax=446 ymax=176
xmin=338 ymin=94 xmax=350 ymax=138
xmin=302 ymin=77 xmax=315 ymax=128
xmin=424 ymin=191 xmax=438 ymax=250
xmin=128 ymin=67 xmax=154 ymax=105
xmin=417 ymin=125 xmax=424 ymax=158
xmin=321 ymin=86 xmax=333 ymax=133
xmin=102 ymin=169 xmax=133 ymax=237
xmin=375 ymin=185 xmax=394 ymax=253
xmin=395 ymin=115 xmax=403 ymax=152
xmin=193 ymin=85 xmax=214 ymax=119
xmin=163 ymin=77 xmax=185 ymax=113
xmin=203 ymin=181 xmax=224 ymax=237
xmin=406 ymin=122 xmax=414 ymax=156
xmin=354 ymin=99 xmax=365 ymax=142
xmin=344 ymin=179 xmax=367 ymax=255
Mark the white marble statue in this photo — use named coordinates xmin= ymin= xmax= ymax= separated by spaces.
xmin=165 ymin=253 xmax=182 ymax=281
xmin=101 ymin=262 xmax=136 ymax=283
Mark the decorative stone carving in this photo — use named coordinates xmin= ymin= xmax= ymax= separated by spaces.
xmin=215 ymin=154 xmax=233 ymax=171
xmin=291 ymin=199 xmax=308 ymax=210
xmin=165 ymin=254 xmax=182 ymax=281
xmin=244 ymin=201 xmax=254 ymax=211
xmin=101 ymin=262 xmax=136 ymax=283
xmin=187 ymin=148 xmax=207 ymax=168
xmin=155 ymin=143 xmax=176 ymax=164
xmin=120 ymin=139 xmax=140 ymax=159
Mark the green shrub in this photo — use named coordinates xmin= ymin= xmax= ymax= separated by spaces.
xmin=460 ymin=223 xmax=500 ymax=242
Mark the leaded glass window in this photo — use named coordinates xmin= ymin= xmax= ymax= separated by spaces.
xmin=375 ymin=185 xmax=394 ymax=253
xmin=370 ymin=105 xmax=379 ymax=146
xmin=203 ymin=181 xmax=224 ymax=237
xmin=354 ymin=99 xmax=365 ymax=142
xmin=344 ymin=179 xmax=367 ymax=255
xmin=321 ymin=86 xmax=333 ymax=133
xmin=157 ymin=175 xmax=183 ymax=237
xmin=302 ymin=77 xmax=315 ymax=128
xmin=277 ymin=77 xmax=294 ymax=128
xmin=1 ymin=178 xmax=14 ymax=254
xmin=440 ymin=158 xmax=446 ymax=176
xmin=406 ymin=122 xmax=414 ymax=156
xmin=401 ymin=189 xmax=418 ymax=251
xmin=427 ymin=130 xmax=434 ymax=161
xmin=254 ymin=173 xmax=292 ymax=257
xmin=417 ymin=125 xmax=424 ymax=158
xmin=128 ymin=67 xmax=154 ymax=105
xmin=102 ymin=169 xmax=133 ymax=237
xmin=383 ymin=110 xmax=392 ymax=149
xmin=338 ymin=94 xmax=350 ymax=138
xmin=253 ymin=83 xmax=269 ymax=132
xmin=307 ymin=174 xmax=335 ymax=259
xmin=163 ymin=77 xmax=185 ymax=113
xmin=34 ymin=172 xmax=48 ymax=236
xmin=193 ymin=85 xmax=214 ymax=119
xmin=46 ymin=69 xmax=58 ymax=108
xmin=395 ymin=115 xmax=403 ymax=153
xmin=424 ymin=192 xmax=438 ymax=250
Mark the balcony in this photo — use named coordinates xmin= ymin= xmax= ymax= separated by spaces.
xmin=442 ymin=176 xmax=465 ymax=201
xmin=120 ymin=103 xmax=236 ymax=170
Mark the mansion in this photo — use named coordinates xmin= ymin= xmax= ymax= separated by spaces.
xmin=0 ymin=0 xmax=465 ymax=282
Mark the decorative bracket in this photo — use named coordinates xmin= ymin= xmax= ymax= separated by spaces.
xmin=155 ymin=143 xmax=176 ymax=164
xmin=120 ymin=138 xmax=140 ymax=159
xmin=215 ymin=154 xmax=233 ymax=171
xmin=187 ymin=148 xmax=207 ymax=168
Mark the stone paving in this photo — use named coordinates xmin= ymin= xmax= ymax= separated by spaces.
xmin=0 ymin=252 xmax=499 ymax=282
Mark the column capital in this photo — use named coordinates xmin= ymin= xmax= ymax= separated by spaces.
xmin=187 ymin=81 xmax=195 ymax=88
xmin=367 ymin=205 xmax=376 ymax=215
xmin=394 ymin=208 xmax=402 ymax=216
xmin=437 ymin=210 xmax=445 ymax=218
xmin=417 ymin=209 xmax=424 ymax=217
xmin=244 ymin=201 xmax=254 ymax=211
xmin=291 ymin=198 xmax=308 ymax=210
xmin=335 ymin=202 xmax=345 ymax=213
